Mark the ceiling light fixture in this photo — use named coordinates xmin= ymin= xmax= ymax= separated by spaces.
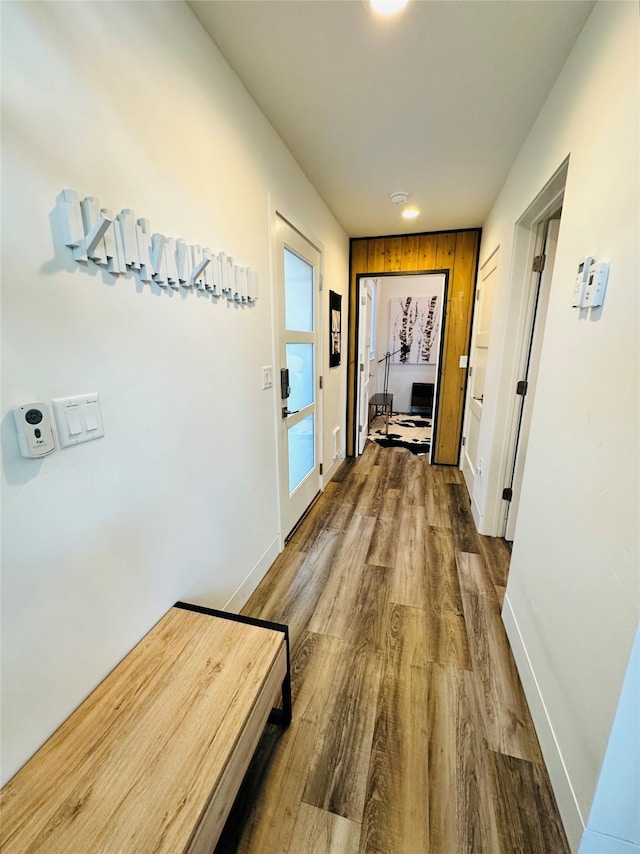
xmin=389 ymin=191 xmax=409 ymax=205
xmin=402 ymin=207 xmax=420 ymax=219
xmin=370 ymin=0 xmax=410 ymax=16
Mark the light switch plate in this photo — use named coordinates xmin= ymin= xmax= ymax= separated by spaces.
xmin=52 ymin=393 xmax=104 ymax=448
xmin=262 ymin=366 xmax=273 ymax=390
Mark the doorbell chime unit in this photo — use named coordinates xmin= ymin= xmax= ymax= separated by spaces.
xmin=13 ymin=402 xmax=56 ymax=458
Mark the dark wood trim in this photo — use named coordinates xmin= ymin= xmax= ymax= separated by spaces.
xmin=351 ymin=225 xmax=483 ymax=242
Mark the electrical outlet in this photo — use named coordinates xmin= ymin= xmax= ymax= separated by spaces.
xmin=262 ymin=366 xmax=273 ymax=390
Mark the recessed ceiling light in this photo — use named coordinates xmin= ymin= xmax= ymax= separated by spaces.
xmin=402 ymin=207 xmax=420 ymax=219
xmin=370 ymin=0 xmax=409 ymax=15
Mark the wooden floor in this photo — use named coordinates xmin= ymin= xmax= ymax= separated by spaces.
xmin=215 ymin=443 xmax=570 ymax=854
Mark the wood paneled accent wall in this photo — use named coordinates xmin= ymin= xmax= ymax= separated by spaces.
xmin=348 ymin=229 xmax=481 ymax=464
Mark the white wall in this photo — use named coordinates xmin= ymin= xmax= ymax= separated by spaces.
xmin=0 ymin=0 xmax=348 ymax=785
xmin=472 ymin=2 xmax=639 ymax=849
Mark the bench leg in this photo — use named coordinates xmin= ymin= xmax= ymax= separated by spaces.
xmin=268 ymin=667 xmax=292 ymax=728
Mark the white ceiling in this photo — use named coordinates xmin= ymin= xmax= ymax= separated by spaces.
xmin=188 ymin=0 xmax=594 ymax=237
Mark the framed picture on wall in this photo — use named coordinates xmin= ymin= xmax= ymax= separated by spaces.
xmin=389 ymin=292 xmax=441 ymax=364
xmin=329 ymin=290 xmax=342 ymax=367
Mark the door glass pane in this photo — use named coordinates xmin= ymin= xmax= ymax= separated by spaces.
xmin=288 ymin=415 xmax=314 ymax=493
xmin=287 ymin=343 xmax=314 ymax=412
xmin=284 ymin=248 xmax=314 ymax=332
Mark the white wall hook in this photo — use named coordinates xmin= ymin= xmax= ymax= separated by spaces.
xmin=190 ymin=252 xmax=211 ymax=288
xmin=57 ymin=189 xmax=256 ymax=305
xmin=83 ymin=214 xmax=113 ymax=261
xmin=58 ymin=189 xmax=84 ymax=249
xmin=151 ymin=233 xmax=168 ymax=286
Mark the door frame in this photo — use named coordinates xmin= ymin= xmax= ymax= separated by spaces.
xmin=353 ymin=269 xmax=449 ymax=459
xmin=356 ymin=277 xmax=374 ymax=455
xmin=502 ymin=215 xmax=561 ymax=540
xmin=347 ymin=230 xmax=481 ymax=464
xmin=271 ymin=208 xmax=324 ymax=544
xmin=484 ymin=160 xmax=568 ymax=535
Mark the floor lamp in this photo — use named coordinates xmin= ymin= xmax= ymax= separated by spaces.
xmin=378 ymin=344 xmax=410 ymax=399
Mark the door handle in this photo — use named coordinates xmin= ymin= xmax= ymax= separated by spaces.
xmin=473 ymin=395 xmax=484 ymax=403
xmin=282 ymin=406 xmax=300 ymax=419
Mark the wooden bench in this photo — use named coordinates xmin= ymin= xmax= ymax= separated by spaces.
xmin=0 ymin=602 xmax=291 ymax=854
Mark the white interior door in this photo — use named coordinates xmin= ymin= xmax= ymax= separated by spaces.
xmin=357 ymin=279 xmax=373 ymax=455
xmin=504 ymin=216 xmax=560 ymax=540
xmin=462 ymin=249 xmax=498 ymax=496
xmin=276 ymin=216 xmax=321 ymax=539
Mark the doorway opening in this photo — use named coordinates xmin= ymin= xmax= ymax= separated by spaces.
xmin=355 ymin=272 xmax=447 ymax=462
xmin=485 ymin=159 xmax=568 ymax=539
xmin=502 ymin=212 xmax=562 ymax=540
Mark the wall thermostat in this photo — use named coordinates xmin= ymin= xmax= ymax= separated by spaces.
xmin=13 ymin=402 xmax=56 ymax=458
xmin=582 ymin=261 xmax=609 ymax=308
xmin=572 ymin=256 xmax=594 ymax=307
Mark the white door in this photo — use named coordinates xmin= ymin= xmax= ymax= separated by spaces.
xmin=462 ymin=249 xmax=498 ymax=496
xmin=504 ymin=216 xmax=560 ymax=540
xmin=357 ymin=279 xmax=373 ymax=455
xmin=275 ymin=216 xmax=322 ymax=540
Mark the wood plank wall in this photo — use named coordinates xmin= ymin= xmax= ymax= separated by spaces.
xmin=348 ymin=229 xmax=481 ymax=464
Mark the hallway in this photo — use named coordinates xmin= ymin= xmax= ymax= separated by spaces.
xmin=215 ymin=443 xmax=570 ymax=854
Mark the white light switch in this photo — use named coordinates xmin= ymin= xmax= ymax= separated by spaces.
xmin=53 ymin=394 xmax=104 ymax=448
xmin=66 ymin=407 xmax=83 ymax=435
xmin=84 ymin=404 xmax=99 ymax=431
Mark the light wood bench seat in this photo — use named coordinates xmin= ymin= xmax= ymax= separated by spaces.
xmin=0 ymin=603 xmax=291 ymax=854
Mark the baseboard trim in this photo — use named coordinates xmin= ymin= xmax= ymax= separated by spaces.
xmin=224 ymin=536 xmax=281 ymax=612
xmin=502 ymin=593 xmax=585 ymax=853
xmin=322 ymin=454 xmax=344 ymax=486
xmin=470 ymin=495 xmax=483 ymax=532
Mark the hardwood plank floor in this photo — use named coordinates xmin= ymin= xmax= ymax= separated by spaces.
xmin=215 ymin=443 xmax=570 ymax=854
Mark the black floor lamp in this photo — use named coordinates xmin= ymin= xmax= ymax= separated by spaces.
xmin=378 ymin=344 xmax=410 ymax=398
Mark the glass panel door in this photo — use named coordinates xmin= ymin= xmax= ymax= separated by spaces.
xmin=288 ymin=415 xmax=315 ymax=493
xmin=276 ymin=218 xmax=321 ymax=539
